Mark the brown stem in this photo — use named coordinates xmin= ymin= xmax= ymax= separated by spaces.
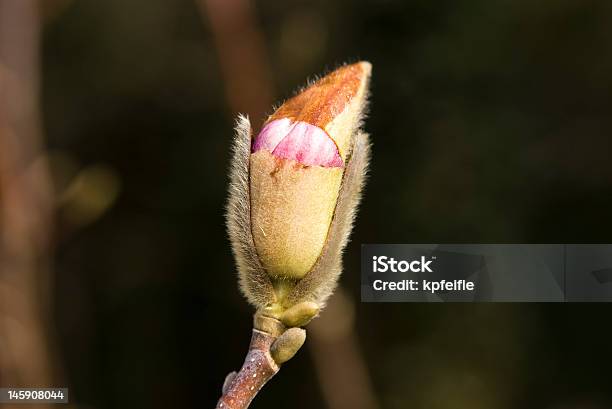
xmin=215 ymin=328 xmax=280 ymax=409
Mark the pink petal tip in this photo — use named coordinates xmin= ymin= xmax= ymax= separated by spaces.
xmin=252 ymin=119 xmax=343 ymax=168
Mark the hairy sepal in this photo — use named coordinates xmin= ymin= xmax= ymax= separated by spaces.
xmin=226 ymin=115 xmax=275 ymax=308
xmin=285 ymin=132 xmax=371 ymax=308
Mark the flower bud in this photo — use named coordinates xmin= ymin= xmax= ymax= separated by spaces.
xmin=226 ymin=62 xmax=372 ymax=310
xmin=249 ymin=62 xmax=371 ymax=280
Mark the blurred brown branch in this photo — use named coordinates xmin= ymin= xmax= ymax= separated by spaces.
xmin=0 ymin=0 xmax=57 ymax=401
xmin=196 ymin=0 xmax=274 ymax=127
xmin=308 ymin=288 xmax=380 ymax=409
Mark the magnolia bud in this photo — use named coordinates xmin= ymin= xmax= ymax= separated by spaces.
xmin=250 ymin=62 xmax=371 ymax=280
xmin=226 ymin=62 xmax=372 ymax=310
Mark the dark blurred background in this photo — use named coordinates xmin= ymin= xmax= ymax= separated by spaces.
xmin=1 ymin=0 xmax=612 ymax=408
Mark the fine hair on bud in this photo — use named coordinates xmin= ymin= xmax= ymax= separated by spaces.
xmin=226 ymin=115 xmax=276 ymax=307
